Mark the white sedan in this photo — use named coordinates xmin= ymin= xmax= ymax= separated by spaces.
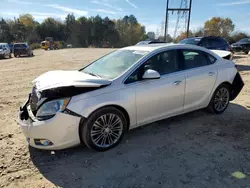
xmin=18 ymin=44 xmax=244 ymax=151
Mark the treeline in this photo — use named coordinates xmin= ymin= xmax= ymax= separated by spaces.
xmin=168 ymin=17 xmax=250 ymax=44
xmin=0 ymin=14 xmax=147 ymax=48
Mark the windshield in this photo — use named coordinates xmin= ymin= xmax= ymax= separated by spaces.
xmin=0 ymin=45 xmax=2 ymax=49
xmin=179 ymin=38 xmax=201 ymax=45
xmin=81 ymin=50 xmax=148 ymax=79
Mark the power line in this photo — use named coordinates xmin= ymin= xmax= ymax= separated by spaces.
xmin=173 ymin=0 xmax=185 ymax=39
xmin=164 ymin=0 xmax=193 ymax=41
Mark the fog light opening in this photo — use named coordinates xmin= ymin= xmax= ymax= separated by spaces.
xmin=34 ymin=139 xmax=53 ymax=146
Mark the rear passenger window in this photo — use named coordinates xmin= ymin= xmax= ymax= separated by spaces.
xmin=205 ymin=54 xmax=217 ymax=64
xmin=181 ymin=50 xmax=215 ymax=70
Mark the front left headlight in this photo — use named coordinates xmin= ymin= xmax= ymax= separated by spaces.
xmin=36 ymin=98 xmax=70 ymax=119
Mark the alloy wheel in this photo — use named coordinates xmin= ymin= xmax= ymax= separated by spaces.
xmin=90 ymin=113 xmax=123 ymax=148
xmin=214 ymin=87 xmax=230 ymax=112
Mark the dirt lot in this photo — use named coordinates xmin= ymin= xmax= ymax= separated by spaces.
xmin=0 ymin=49 xmax=250 ymax=188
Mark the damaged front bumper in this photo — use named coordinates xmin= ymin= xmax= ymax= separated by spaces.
xmin=18 ymin=96 xmax=82 ymax=150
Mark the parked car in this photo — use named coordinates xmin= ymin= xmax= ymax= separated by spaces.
xmin=179 ymin=36 xmax=233 ymax=59
xmin=67 ymin=44 xmax=72 ymax=48
xmin=231 ymin=38 xmax=250 ymax=54
xmin=13 ymin=43 xmax=33 ymax=57
xmin=136 ymin=40 xmax=166 ymax=45
xmin=18 ymin=44 xmax=244 ymax=151
xmin=0 ymin=43 xmax=11 ymax=59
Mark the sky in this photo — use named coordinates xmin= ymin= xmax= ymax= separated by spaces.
xmin=1 ymin=0 xmax=250 ymax=37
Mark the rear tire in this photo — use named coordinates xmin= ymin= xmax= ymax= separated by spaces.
xmin=9 ymin=54 xmax=11 ymax=58
xmin=80 ymin=107 xmax=128 ymax=151
xmin=206 ymin=84 xmax=230 ymax=114
xmin=244 ymin=50 xmax=249 ymax=54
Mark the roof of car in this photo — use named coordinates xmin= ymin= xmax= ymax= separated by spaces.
xmin=123 ymin=43 xmax=176 ymax=52
xmin=14 ymin=43 xmax=27 ymax=44
xmin=123 ymin=43 xmax=208 ymax=52
xmin=0 ymin=43 xmax=8 ymax=45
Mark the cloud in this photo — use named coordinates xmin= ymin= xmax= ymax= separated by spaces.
xmin=6 ymin=0 xmax=32 ymax=4
xmin=125 ymin=0 xmax=137 ymax=8
xmin=218 ymin=0 xmax=250 ymax=6
xmin=90 ymin=1 xmax=123 ymax=11
xmin=1 ymin=11 xmax=66 ymax=21
xmin=30 ymin=12 xmax=67 ymax=20
xmin=89 ymin=9 xmax=117 ymax=15
xmin=46 ymin=4 xmax=88 ymax=16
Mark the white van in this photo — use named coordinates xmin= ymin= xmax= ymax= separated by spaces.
xmin=0 ymin=43 xmax=11 ymax=59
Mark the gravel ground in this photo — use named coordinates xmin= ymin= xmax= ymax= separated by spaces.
xmin=0 ymin=49 xmax=250 ymax=188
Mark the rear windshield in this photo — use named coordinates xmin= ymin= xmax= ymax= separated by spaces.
xmin=136 ymin=41 xmax=150 ymax=45
xmin=14 ymin=44 xmax=27 ymax=48
xmin=179 ymin=38 xmax=201 ymax=45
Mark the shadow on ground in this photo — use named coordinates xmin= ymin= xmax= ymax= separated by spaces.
xmin=30 ymin=103 xmax=250 ymax=188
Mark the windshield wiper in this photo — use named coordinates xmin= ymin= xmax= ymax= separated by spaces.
xmin=84 ymin=71 xmax=102 ymax=78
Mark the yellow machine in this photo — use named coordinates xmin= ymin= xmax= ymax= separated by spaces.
xmin=41 ymin=37 xmax=59 ymax=50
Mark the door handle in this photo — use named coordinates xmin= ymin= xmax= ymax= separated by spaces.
xmin=173 ymin=81 xmax=182 ymax=86
xmin=209 ymin=72 xmax=215 ymax=76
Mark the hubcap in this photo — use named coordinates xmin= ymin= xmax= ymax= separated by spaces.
xmin=90 ymin=113 xmax=123 ymax=148
xmin=214 ymin=87 xmax=229 ymax=112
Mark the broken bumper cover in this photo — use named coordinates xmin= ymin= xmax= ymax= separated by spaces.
xmin=18 ymin=101 xmax=82 ymax=150
xmin=231 ymin=72 xmax=244 ymax=100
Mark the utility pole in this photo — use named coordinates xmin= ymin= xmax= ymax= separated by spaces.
xmin=164 ymin=0 xmax=193 ymax=41
xmin=186 ymin=0 xmax=192 ymax=38
xmin=164 ymin=0 xmax=169 ymax=41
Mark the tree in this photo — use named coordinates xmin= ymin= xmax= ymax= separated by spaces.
xmin=115 ymin=15 xmax=146 ymax=46
xmin=175 ymin=31 xmax=193 ymax=42
xmin=0 ymin=18 xmax=13 ymax=43
xmin=37 ymin=18 xmax=65 ymax=41
xmin=193 ymin=28 xmax=204 ymax=37
xmin=19 ymin=14 xmax=40 ymax=43
xmin=147 ymin=32 xmax=155 ymax=40
xmin=204 ymin=17 xmax=235 ymax=38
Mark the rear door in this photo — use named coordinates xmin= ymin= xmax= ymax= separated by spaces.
xmin=180 ymin=49 xmax=218 ymax=112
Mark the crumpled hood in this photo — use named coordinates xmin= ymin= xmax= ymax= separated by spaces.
xmin=33 ymin=70 xmax=112 ymax=91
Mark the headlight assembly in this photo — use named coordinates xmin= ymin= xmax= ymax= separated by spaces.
xmin=36 ymin=98 xmax=70 ymax=119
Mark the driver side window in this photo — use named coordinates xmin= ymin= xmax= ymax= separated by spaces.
xmin=125 ymin=50 xmax=180 ymax=84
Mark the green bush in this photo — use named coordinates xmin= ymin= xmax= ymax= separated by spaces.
xmin=57 ymin=41 xmax=65 ymax=49
xmin=30 ymin=43 xmax=41 ymax=50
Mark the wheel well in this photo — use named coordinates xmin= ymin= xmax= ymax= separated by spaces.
xmin=104 ymin=105 xmax=131 ymax=130
xmin=79 ymin=105 xmax=130 ymax=131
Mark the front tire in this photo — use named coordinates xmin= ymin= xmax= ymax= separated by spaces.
xmin=207 ymin=84 xmax=230 ymax=114
xmin=80 ymin=107 xmax=128 ymax=151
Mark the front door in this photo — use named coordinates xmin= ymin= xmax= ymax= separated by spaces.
xmin=125 ymin=49 xmax=185 ymax=126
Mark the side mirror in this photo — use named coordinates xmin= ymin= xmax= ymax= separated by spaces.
xmin=142 ymin=69 xmax=160 ymax=80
